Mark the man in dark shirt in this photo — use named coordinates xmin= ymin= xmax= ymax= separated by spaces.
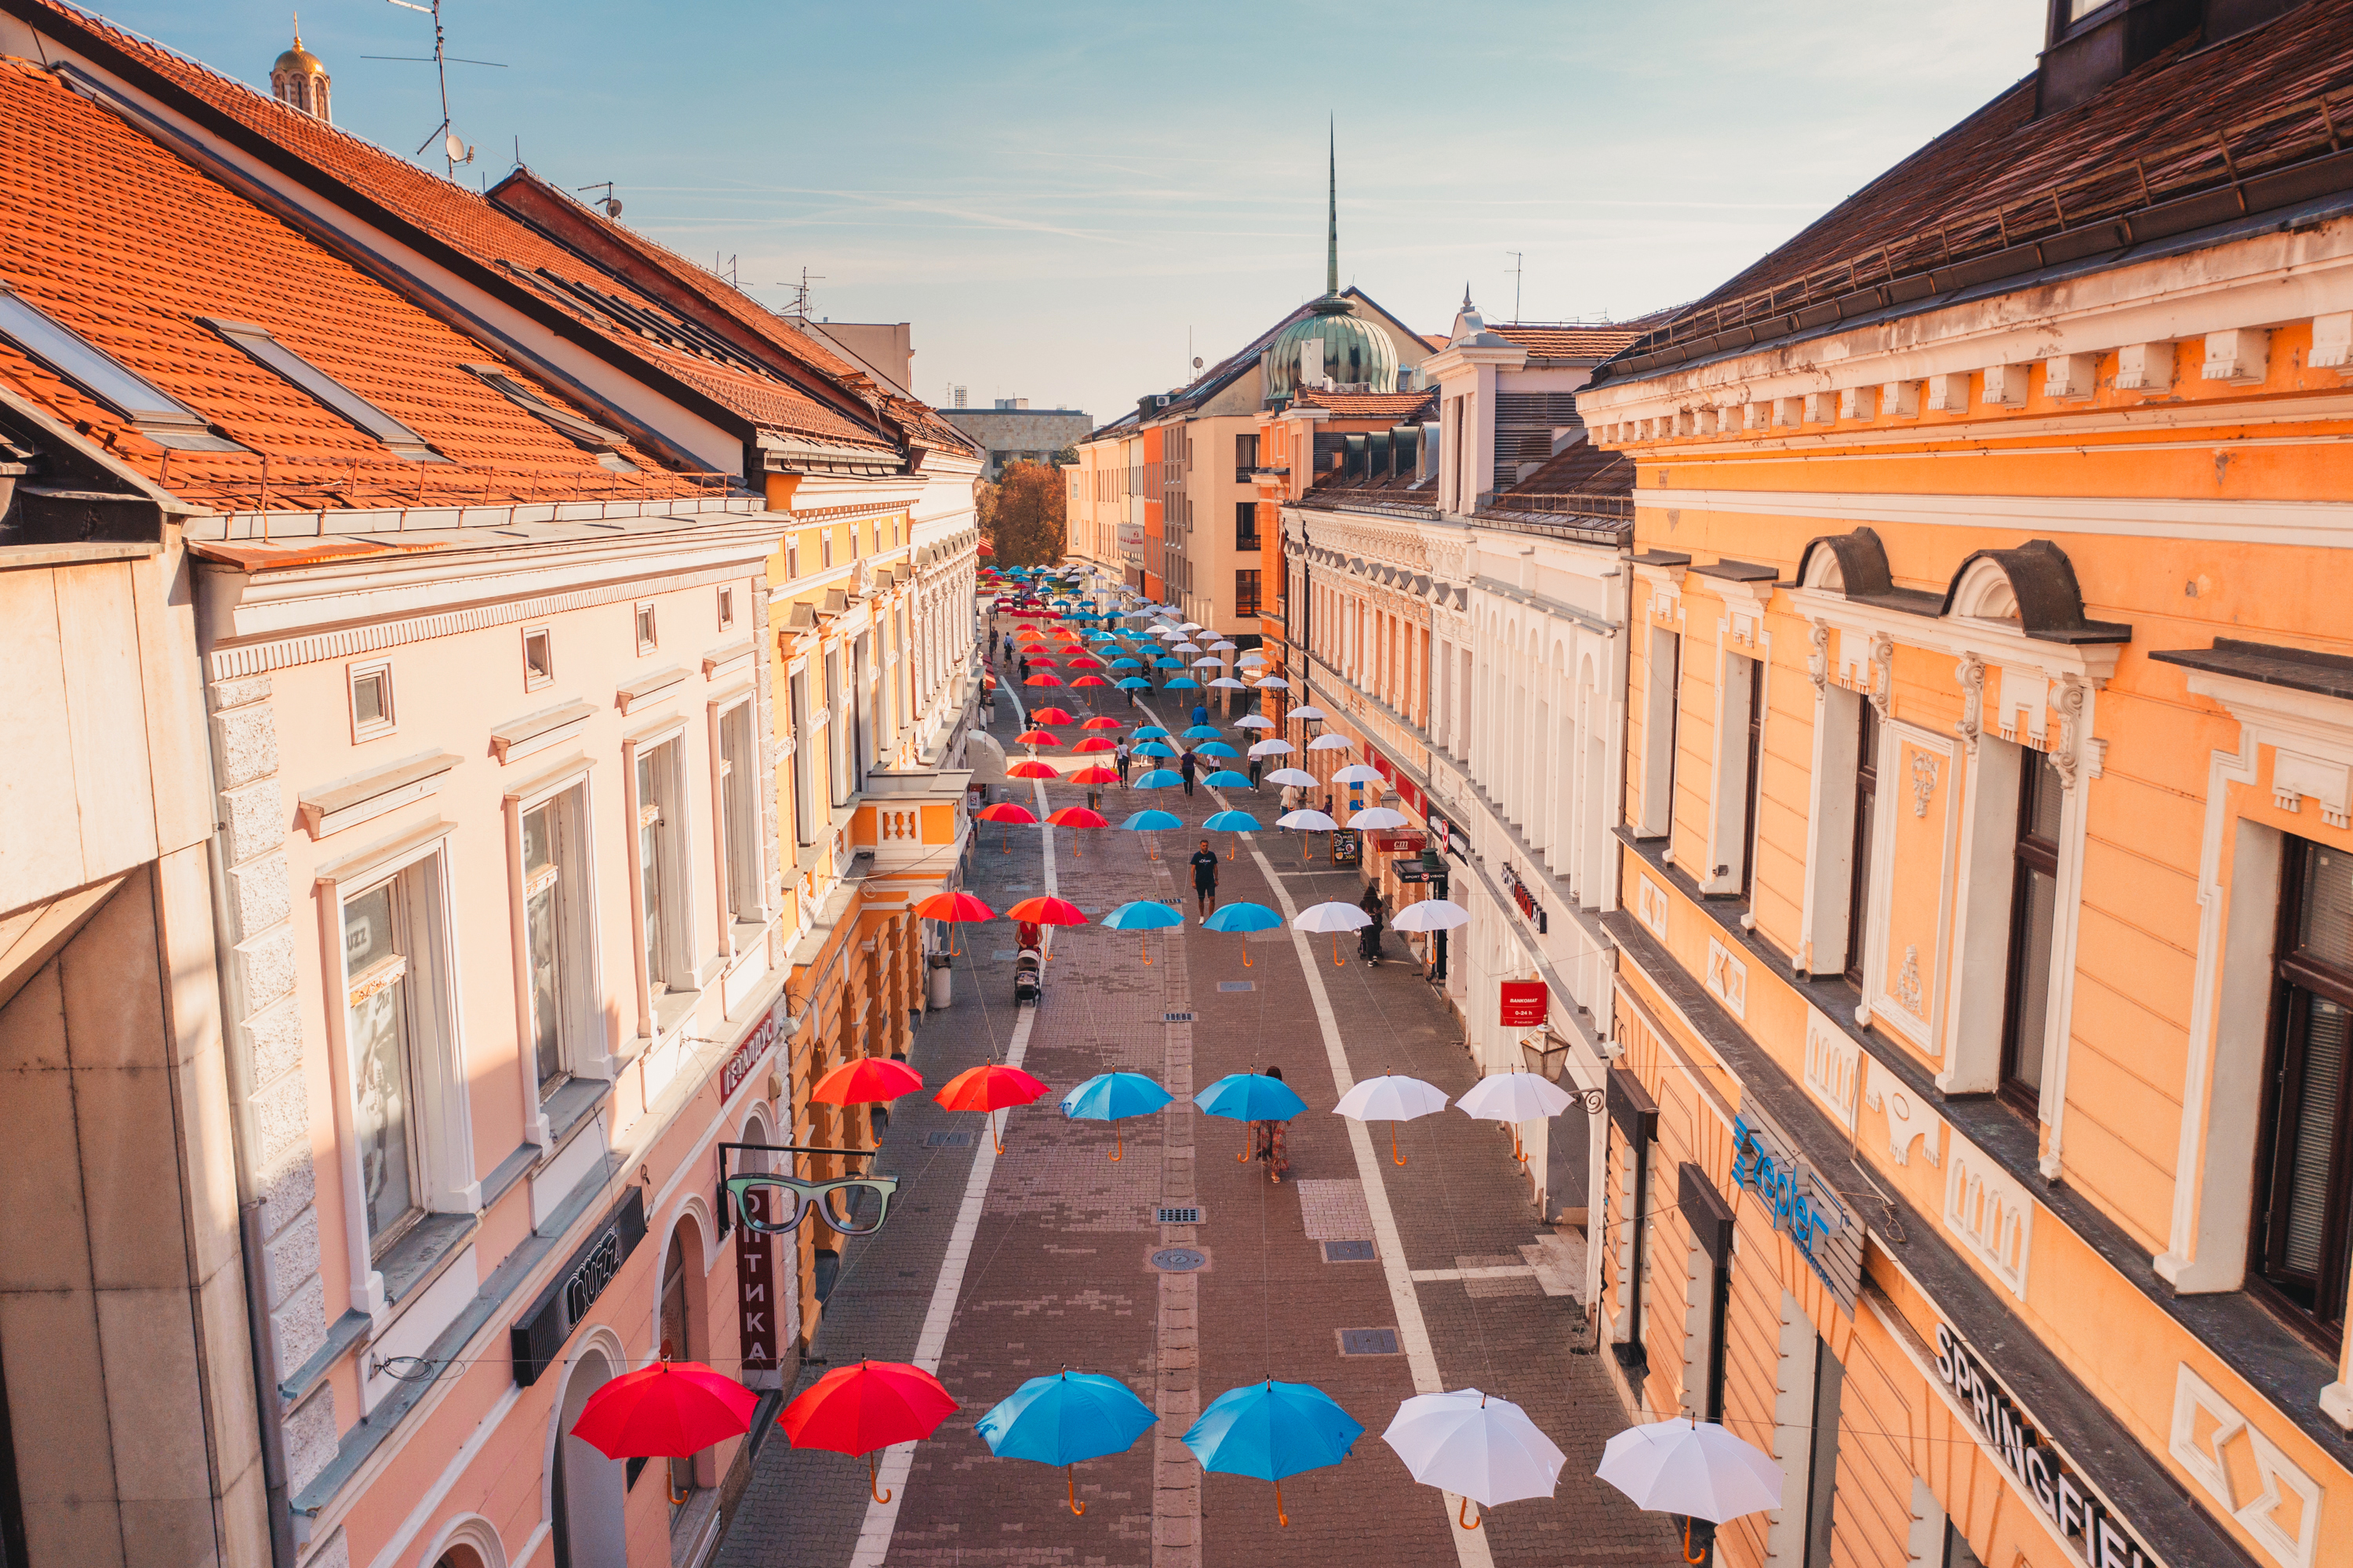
xmin=1191 ymin=703 xmax=1209 ymax=729
xmin=1179 ymin=748 xmax=1198 ymax=796
xmin=1190 ymin=839 xmax=1220 ymax=915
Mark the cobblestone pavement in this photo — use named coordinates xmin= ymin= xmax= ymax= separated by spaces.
xmin=718 ymin=680 xmax=1679 ymax=1567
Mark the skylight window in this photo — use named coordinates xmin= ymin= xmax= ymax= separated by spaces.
xmin=0 ymin=285 xmax=240 ymax=450
xmin=203 ymin=319 xmax=446 ymax=462
xmin=461 ymin=364 xmax=638 ymax=471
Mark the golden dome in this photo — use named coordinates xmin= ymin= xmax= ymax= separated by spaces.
xmin=274 ymin=33 xmax=325 ymax=78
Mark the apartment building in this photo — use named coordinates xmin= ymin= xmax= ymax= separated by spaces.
xmin=1576 ymin=2 xmax=2353 ymax=1563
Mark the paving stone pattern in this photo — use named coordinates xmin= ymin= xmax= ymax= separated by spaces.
xmin=717 ymin=681 xmax=1678 ymax=1566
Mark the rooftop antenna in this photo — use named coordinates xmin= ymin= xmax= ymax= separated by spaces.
xmin=715 ymin=253 xmax=740 ymax=288
xmin=1507 ymin=251 xmax=1524 ymax=323
xmin=370 ymin=0 xmax=505 ymax=178
xmin=780 ymin=267 xmax=824 ymax=318
xmin=576 ymin=181 xmax=623 ymax=219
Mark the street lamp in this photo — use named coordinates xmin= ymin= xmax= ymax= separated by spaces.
xmin=1520 ymin=1027 xmax=1570 ymax=1082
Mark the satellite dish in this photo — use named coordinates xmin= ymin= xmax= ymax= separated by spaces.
xmin=446 ymin=130 xmax=471 ymax=165
xmin=602 ymin=197 xmax=624 ymax=219
xmin=1193 ymin=356 xmax=1204 ymax=369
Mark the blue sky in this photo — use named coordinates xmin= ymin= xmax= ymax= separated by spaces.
xmin=98 ymin=1 xmax=2046 ymax=425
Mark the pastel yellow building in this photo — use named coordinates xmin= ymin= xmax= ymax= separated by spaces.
xmin=1576 ymin=3 xmax=2353 ymax=1564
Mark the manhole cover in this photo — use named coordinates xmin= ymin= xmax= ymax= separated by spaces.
xmin=1156 ymin=1206 xmax=1202 ymax=1224
xmin=1163 ymin=1011 xmax=1195 ymax=1023
xmin=1151 ymin=1248 xmax=1207 ymax=1272
xmin=1338 ymin=1327 xmax=1400 ymax=1355
xmin=1217 ymin=981 xmax=1254 ymax=992
xmin=925 ymin=1132 xmax=973 ymax=1148
xmin=1322 ymin=1240 xmax=1375 ymax=1263
xmin=991 ymin=949 xmax=1017 ymax=960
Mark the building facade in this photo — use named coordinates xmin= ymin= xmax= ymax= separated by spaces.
xmin=1576 ymin=3 xmax=2353 ymax=1565
xmin=936 ymin=402 xmax=1091 ymax=480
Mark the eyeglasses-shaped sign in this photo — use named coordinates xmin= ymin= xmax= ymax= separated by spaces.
xmin=723 ymin=1173 xmax=900 ymax=1238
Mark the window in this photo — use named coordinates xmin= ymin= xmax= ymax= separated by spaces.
xmin=635 ymin=601 xmax=658 ymax=656
xmin=1235 ymin=569 xmax=1261 ymax=617
xmin=0 ymin=284 xmax=241 ymax=450
xmin=788 ymin=670 xmax=815 ymax=845
xmin=1739 ymin=655 xmax=1764 ymax=900
xmin=786 ymin=537 xmax=801 ymax=580
xmin=1942 ymin=1519 xmax=1988 ymax=1568
xmin=717 ymin=701 xmax=761 ymax=934
xmin=1236 ymin=501 xmax=1260 ymax=551
xmin=522 ymin=626 xmax=555 ymax=689
xmin=1844 ymin=701 xmax=1880 ymax=984
xmin=1235 ymin=432 xmax=1259 ymax=482
xmin=718 ymin=585 xmax=736 ymax=631
xmin=824 ymin=649 xmax=847 ymax=805
xmin=820 ymin=531 xmax=834 ymax=570
xmin=660 ymin=1231 xmax=699 ymax=1507
xmin=2251 ymin=837 xmax=2353 ymax=1349
xmin=344 ymin=880 xmax=423 ymax=1255
xmin=204 ymin=318 xmax=444 ymax=460
xmin=1999 ymin=751 xmax=2064 ymax=1112
xmin=350 ymin=660 xmax=395 ymax=741
xmin=460 ymin=363 xmax=636 ymax=471
xmin=851 ymin=521 xmax=863 ymax=559
xmin=633 ymin=738 xmax=691 ymax=1017
xmin=1802 ymin=1335 xmax=1846 ymax=1568
xmin=1640 ymin=627 xmax=1679 ymax=837
xmin=520 ymin=784 xmax=591 ymax=1098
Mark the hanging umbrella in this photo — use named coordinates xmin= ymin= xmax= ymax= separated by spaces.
xmin=1290 ymin=705 xmax=1327 ymax=722
xmin=1082 ymin=715 xmax=1123 ymax=730
xmin=1117 ymin=677 xmax=1154 ymax=690
xmin=1120 ymin=809 xmax=1183 ymax=831
xmin=1181 ymin=724 xmax=1221 ymax=739
xmin=571 ymin=1358 xmax=758 ymax=1461
xmin=1165 ymin=677 xmax=1202 ymax=690
xmin=1102 ymin=898 xmax=1183 ymax=962
xmin=1334 ymin=1072 xmax=1451 ymax=1166
xmin=1005 ymin=894 xmax=1087 ymax=926
xmin=1136 ymin=740 xmax=1179 ymax=759
xmin=1204 ymin=809 xmax=1260 ymax=835
xmin=1044 ymin=807 xmax=1109 ymax=853
xmin=915 ymin=890 xmax=995 ymax=922
xmin=935 ymin=1063 xmax=1052 ymax=1151
xmin=1307 ymin=733 xmax=1352 ymax=751
xmin=1455 ymin=1071 xmax=1577 ymax=1162
xmin=1382 ymin=1388 xmax=1568 ymax=1530
xmin=1071 ymin=675 xmax=1111 ymax=688
xmin=977 ymin=1370 xmax=1160 ymax=1515
xmin=976 ymin=799 xmax=1038 ymax=852
xmin=1027 ymin=655 xmax=1060 ymax=668
xmin=1195 ymin=1070 xmax=1307 ymax=1125
xmin=1134 ymin=726 xmax=1171 ymax=740
xmin=1210 ymin=640 xmax=1238 ymax=651
xmin=1330 ymin=763 xmax=1383 ymax=785
xmin=1238 ymin=650 xmax=1268 ymax=667
xmin=1133 ymin=768 xmax=1183 ymax=789
xmin=1202 ymin=897 xmax=1280 ymax=968
xmin=1153 ymin=657 xmax=1184 ymax=669
xmin=1109 ymin=657 xmax=1145 ymax=670
xmin=1209 ymin=677 xmax=1249 ymax=690
xmin=1347 ymin=806 xmax=1411 ymax=831
xmin=1183 ymin=1380 xmax=1363 ymax=1527
xmin=1277 ymin=809 xmax=1337 ymax=831
xmin=1016 ymin=728 xmax=1060 ymax=748
xmin=780 ymin=1360 xmax=958 ymax=1503
xmin=1031 ymin=707 xmax=1075 ymax=726
xmin=1596 ymin=1416 xmax=1785 ymax=1559
xmin=1073 ymin=737 xmax=1117 ymax=754
xmin=1265 ymin=767 xmax=1318 ymax=788
xmin=1249 ymin=738 xmax=1295 ymax=758
xmin=1067 ymin=765 xmax=1122 ymax=785
xmin=1173 ymin=642 xmax=1203 ymax=654
xmin=1254 ymin=676 xmax=1290 ymax=690
xmin=1191 ymin=656 xmax=1222 ymax=669
xmin=1006 ymin=761 xmax=1060 ymax=781
xmin=1292 ymin=898 xmax=1369 ymax=965
xmin=1060 ymin=1071 xmax=1175 ymax=1161
xmin=1195 ymin=740 xmax=1239 ymax=760
xmin=1391 ymin=899 xmax=1471 ymax=933
xmin=1066 ymin=656 xmax=1106 ymax=670
xmin=1026 ymin=672 xmax=1064 ymax=687
xmin=1204 ymin=769 xmax=1254 ymax=789
xmin=810 ymin=1057 xmax=925 ymax=1105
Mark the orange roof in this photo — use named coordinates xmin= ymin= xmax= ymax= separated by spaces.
xmin=22 ymin=0 xmax=895 ymax=456
xmin=1290 ymin=390 xmax=1435 ymax=420
xmin=1489 ymin=324 xmax=1645 ymax=360
xmin=0 ymin=59 xmax=699 ymax=513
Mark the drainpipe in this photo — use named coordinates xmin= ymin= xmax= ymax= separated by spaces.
xmin=199 ymin=678 xmax=297 ymax=1568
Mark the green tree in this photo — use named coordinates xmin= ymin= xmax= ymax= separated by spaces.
xmin=989 ymin=459 xmax=1066 ymax=566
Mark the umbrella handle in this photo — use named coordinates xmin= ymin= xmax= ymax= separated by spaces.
xmin=1241 ymin=948 xmax=1253 ymax=969
xmin=1683 ymin=1518 xmax=1706 ymax=1564
xmin=1392 ymin=1123 xmax=1406 ymax=1166
xmin=992 ymin=1111 xmax=1005 ymax=1155
xmin=870 ymin=1451 xmax=892 ymax=1505
xmin=1274 ymin=1476 xmax=1289 ymax=1528
xmin=1332 ymin=934 xmax=1344 ymax=967
xmin=1109 ymin=1124 xmax=1122 ymax=1162
xmin=1238 ymin=1130 xmax=1251 ymax=1163
xmin=1141 ymin=935 xmax=1151 ymax=966
xmin=1067 ymin=1464 xmax=1086 ymax=1517
xmin=1514 ymin=1133 xmax=1527 ymax=1164
xmin=1459 ymin=1496 xmax=1482 ymax=1530
xmin=671 ymin=1477 xmax=691 ymax=1507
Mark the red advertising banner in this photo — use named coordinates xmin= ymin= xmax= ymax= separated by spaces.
xmin=1500 ymin=980 xmax=1549 ymax=1027
xmin=736 ymin=1184 xmax=777 ymax=1372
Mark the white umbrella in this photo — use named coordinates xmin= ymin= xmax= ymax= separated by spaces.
xmin=1191 ymin=656 xmax=1222 ymax=668
xmin=1348 ymin=806 xmax=1411 ymax=831
xmin=1307 ymin=733 xmax=1352 ymax=751
xmin=1456 ymin=1071 xmax=1575 ymax=1161
xmin=1249 ymin=737 xmax=1295 ymax=758
xmin=1278 ymin=809 xmax=1339 ymax=832
xmin=1181 ymin=621 xmax=1203 ymax=631
xmin=1265 ymin=767 xmax=1318 ymax=787
xmin=1330 ymin=763 xmax=1384 ymax=784
xmin=1290 ymin=704 xmax=1327 ymax=721
xmin=1255 ymin=676 xmax=1290 ymax=690
xmin=1335 ymin=1073 xmax=1451 ymax=1165
xmin=1384 ymin=1389 xmax=1569 ymax=1526
xmin=1209 ymin=677 xmax=1248 ymax=689
xmin=1210 ymin=640 xmax=1237 ymax=651
xmin=1238 ymin=651 xmax=1267 ymax=667
xmin=1236 ymin=715 xmax=1275 ymax=730
xmin=1175 ymin=642 xmax=1203 ymax=654
xmin=1293 ymin=897 xmax=1369 ymax=964
xmin=1392 ymin=899 xmax=1471 ymax=933
xmin=1596 ymin=1417 xmax=1784 ymax=1555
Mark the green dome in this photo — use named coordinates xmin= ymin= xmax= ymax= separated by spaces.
xmin=1264 ymin=305 xmax=1398 ymax=398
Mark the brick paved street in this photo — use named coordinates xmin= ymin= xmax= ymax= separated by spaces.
xmin=717 ymin=685 xmax=1678 ymax=1567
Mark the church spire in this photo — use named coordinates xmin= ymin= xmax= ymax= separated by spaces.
xmin=1326 ymin=117 xmax=1339 ymax=299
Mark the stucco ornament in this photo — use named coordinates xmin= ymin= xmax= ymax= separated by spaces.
xmin=2169 ymin=1364 xmax=2323 ymax=1568
xmin=1862 ymin=1059 xmax=1940 ymax=1166
xmin=1896 ymin=944 xmax=1923 ymax=1015
xmin=1867 ymin=631 xmax=1894 ymax=720
xmin=1954 ymin=652 xmax=1984 ymax=755
xmin=1909 ymin=750 xmax=1940 ymax=817
xmin=2050 ymin=672 xmax=2089 ymax=790
xmin=1806 ymin=619 xmax=1830 ymax=697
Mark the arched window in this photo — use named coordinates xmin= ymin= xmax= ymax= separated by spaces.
xmin=660 ymin=1231 xmax=698 ymax=1506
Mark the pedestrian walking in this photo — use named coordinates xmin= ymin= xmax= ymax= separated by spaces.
xmin=1358 ymin=882 xmax=1387 ymax=965
xmin=1179 ymin=748 xmax=1198 ymax=796
xmin=1280 ymin=782 xmax=1301 ymax=814
xmin=1251 ymin=1066 xmax=1290 ymax=1184
xmin=1191 ymin=702 xmax=1209 ymax=729
xmin=1189 ymin=839 xmax=1220 ymax=916
xmin=1115 ymin=737 xmax=1132 ymax=787
xmin=1018 ymin=654 xmax=1031 ymax=682
xmin=1248 ymin=755 xmax=1264 ymax=788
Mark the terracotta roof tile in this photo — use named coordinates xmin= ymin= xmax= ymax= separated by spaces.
xmin=1489 ymin=324 xmax=1645 ymax=360
xmin=0 ymin=58 xmax=701 ymax=512
xmin=24 ymin=0 xmax=894 ymax=453
xmin=1290 ymin=389 xmax=1436 ymax=420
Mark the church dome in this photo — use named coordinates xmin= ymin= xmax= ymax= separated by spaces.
xmin=274 ymin=39 xmax=325 ymax=76
xmin=270 ymin=27 xmax=332 ymax=122
xmin=1264 ymin=305 xmax=1398 ymax=398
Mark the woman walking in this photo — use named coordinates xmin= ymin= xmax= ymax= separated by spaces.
xmin=1250 ymin=1067 xmax=1290 ymax=1184
xmin=1358 ymin=882 xmax=1387 ymax=966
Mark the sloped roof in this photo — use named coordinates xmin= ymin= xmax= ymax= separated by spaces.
xmin=1602 ymin=2 xmax=2353 ymax=376
xmin=1290 ymin=389 xmax=1435 ymax=420
xmin=19 ymin=0 xmax=896 ymax=454
xmin=0 ymin=59 xmax=696 ymax=512
xmin=1497 ymin=435 xmax=1631 ymax=500
xmin=1489 ymin=324 xmax=1645 ymax=361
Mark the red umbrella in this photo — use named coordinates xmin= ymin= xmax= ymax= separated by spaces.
xmin=780 ymin=1361 xmax=958 ymax=1503
xmin=1045 ymin=807 xmax=1110 ymax=830
xmin=1006 ymin=761 xmax=1060 ymax=780
xmin=1065 ymin=656 xmax=1106 ymax=670
xmin=1004 ymin=895 xmax=1088 ymax=925
xmin=571 ymin=1359 xmax=756 ymax=1462
xmin=1014 ymin=728 xmax=1060 ymax=748
xmin=1081 ymin=716 xmax=1122 ymax=730
xmin=1072 ymin=737 xmax=1117 ymax=753
xmin=1029 ymin=708 xmax=1075 ymax=726
xmin=810 ymin=1057 xmax=925 ymax=1105
xmin=1027 ymin=656 xmax=1060 ymax=668
xmin=935 ymin=1063 xmax=1053 ymax=1151
xmin=1071 ymin=675 xmax=1111 ymax=688
xmin=913 ymin=890 xmax=995 ymax=922
xmin=1067 ymin=765 xmax=1120 ymax=785
xmin=1026 ymin=672 xmax=1064 ymax=687
xmin=976 ymin=800 xmax=1038 ymax=852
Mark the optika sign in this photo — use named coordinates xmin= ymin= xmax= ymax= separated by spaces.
xmin=1933 ymin=1320 xmax=2161 ymax=1568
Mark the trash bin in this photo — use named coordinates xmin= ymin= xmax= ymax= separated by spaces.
xmin=927 ymin=951 xmax=953 ymax=1010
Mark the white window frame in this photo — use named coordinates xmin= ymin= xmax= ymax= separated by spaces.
xmin=350 ymin=658 xmax=397 ymax=744
xmin=504 ymin=760 xmax=609 ymax=1148
xmin=1797 ymin=678 xmax=1866 ymax=980
xmin=624 ymin=722 xmax=698 ymax=1041
xmin=316 ymin=820 xmax=475 ymax=1319
xmin=788 ymin=661 xmax=816 ymax=846
xmin=522 ymin=624 xmax=555 ymax=692
xmin=635 ymin=600 xmax=659 ymax=657
xmin=1704 ymin=646 xmax=1759 ymax=896
xmin=709 ymin=691 xmax=766 ymax=952
xmin=717 ymin=584 xmax=736 ymax=631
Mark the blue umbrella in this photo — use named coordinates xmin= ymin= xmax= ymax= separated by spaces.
xmin=1135 ymin=740 xmax=1179 ymax=759
xmin=1183 ymin=1380 xmax=1365 ymax=1526
xmin=1120 ymin=809 xmax=1183 ymax=831
xmin=1203 ymin=809 xmax=1261 ymax=835
xmin=1133 ymin=768 xmax=1182 ymax=788
xmin=1103 ymin=899 xmax=1183 ymax=962
xmin=1181 ymin=725 xmax=1221 ymax=739
xmin=1195 ymin=1071 xmax=1307 ymax=1122
xmin=1133 ymin=726 xmax=1171 ymax=740
xmin=1110 ymin=657 xmax=1144 ymax=669
xmin=1153 ymin=657 xmax=1184 ymax=669
xmin=1060 ymin=1071 xmax=1176 ymax=1162
xmin=977 ymin=1370 xmax=1159 ymax=1515
xmin=1117 ymin=677 xmax=1153 ymax=690
xmin=1204 ymin=769 xmax=1253 ymax=789
xmin=1165 ymin=677 xmax=1202 ymax=690
xmin=1202 ymin=900 xmax=1281 ymax=932
xmin=1195 ymin=740 xmax=1239 ymax=759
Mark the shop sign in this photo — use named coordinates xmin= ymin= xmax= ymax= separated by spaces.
xmin=1729 ymin=1108 xmax=1860 ymax=1312
xmin=1933 ymin=1319 xmax=2162 ymax=1568
xmin=511 ymin=1188 xmax=649 ymax=1387
xmin=1499 ymin=863 xmax=1549 ymax=935
xmin=1374 ymin=833 xmax=1424 ymax=854
xmin=1500 ymin=980 xmax=1548 ymax=1026
xmin=722 ymin=991 xmax=792 ymax=1102
xmin=1428 ymin=813 xmax=1467 ymax=863
xmin=736 ymin=1184 xmax=778 ymax=1372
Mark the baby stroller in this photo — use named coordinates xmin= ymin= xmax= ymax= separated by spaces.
xmin=1013 ymin=948 xmax=1044 ymax=1005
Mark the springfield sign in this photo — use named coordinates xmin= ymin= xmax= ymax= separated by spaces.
xmin=1933 ymin=1319 xmax=2162 ymax=1568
